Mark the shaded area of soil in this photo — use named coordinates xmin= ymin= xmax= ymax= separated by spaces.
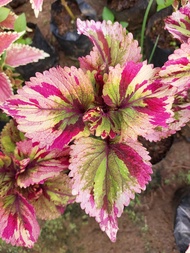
xmin=109 ymin=0 xmax=139 ymax=11
xmin=1 ymin=1 xmax=190 ymax=253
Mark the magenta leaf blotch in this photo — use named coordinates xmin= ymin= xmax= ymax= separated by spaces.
xmin=2 ymin=66 xmax=94 ymax=148
xmin=77 ymin=19 xmax=141 ymax=72
xmin=0 ymin=193 xmax=40 ymax=247
xmin=69 ymin=137 xmax=152 ymax=241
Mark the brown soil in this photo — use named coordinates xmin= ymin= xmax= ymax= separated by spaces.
xmin=109 ymin=0 xmax=139 ymax=11
xmin=148 ymin=18 xmax=179 ymax=49
xmin=146 ymin=7 xmax=179 ymax=50
xmin=139 ymin=136 xmax=174 ymax=165
xmin=51 ymin=0 xmax=81 ymax=35
xmin=4 ymin=1 xmax=190 ymax=253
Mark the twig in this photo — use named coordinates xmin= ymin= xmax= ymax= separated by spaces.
xmin=61 ymin=0 xmax=76 ymax=21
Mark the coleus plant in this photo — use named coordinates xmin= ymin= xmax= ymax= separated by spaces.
xmin=0 ymin=1 xmax=49 ymax=105
xmin=0 ymin=120 xmax=75 ymax=247
xmin=0 ymin=0 xmax=190 ymax=249
xmin=0 ymin=0 xmax=43 ymax=17
xmin=165 ymin=0 xmax=190 ymax=42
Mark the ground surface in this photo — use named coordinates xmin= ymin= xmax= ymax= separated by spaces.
xmin=1 ymin=1 xmax=190 ymax=253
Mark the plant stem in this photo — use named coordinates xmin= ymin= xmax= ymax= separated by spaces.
xmin=61 ymin=0 xmax=76 ymax=21
xmin=148 ymin=34 xmax=160 ymax=64
xmin=140 ymin=0 xmax=154 ymax=59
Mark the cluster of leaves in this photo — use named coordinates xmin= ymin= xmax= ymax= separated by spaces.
xmin=1 ymin=0 xmax=44 ymax=18
xmin=0 ymin=0 xmax=49 ymax=106
xmin=156 ymin=0 xmax=189 ymax=11
xmin=156 ymin=0 xmax=174 ymax=11
xmin=0 ymin=0 xmax=189 ymax=249
xmin=0 ymin=120 xmax=75 ymax=247
xmin=102 ymin=6 xmax=128 ymax=29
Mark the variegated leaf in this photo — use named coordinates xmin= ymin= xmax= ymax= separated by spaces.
xmin=29 ymin=0 xmax=43 ymax=17
xmin=14 ymin=139 xmax=70 ymax=188
xmin=0 ymin=72 xmax=13 ymax=105
xmin=0 ymin=10 xmax=17 ymax=29
xmin=84 ymin=62 xmax=172 ymax=140
xmin=154 ymin=40 xmax=190 ymax=139
xmin=69 ymin=137 xmax=152 ymax=242
xmin=172 ymin=0 xmax=189 ymax=10
xmin=0 ymin=31 xmax=24 ymax=55
xmin=0 ymin=0 xmax=12 ymax=7
xmin=77 ymin=19 xmax=141 ymax=73
xmin=0 ymin=193 xmax=40 ymax=247
xmin=145 ymin=101 xmax=190 ymax=141
xmin=27 ymin=174 xmax=75 ymax=220
xmin=1 ymin=66 xmax=94 ymax=149
xmin=83 ymin=107 xmax=120 ymax=139
xmin=159 ymin=40 xmax=190 ymax=92
xmin=165 ymin=3 xmax=190 ymax=43
xmin=0 ymin=120 xmax=24 ymax=155
xmin=5 ymin=43 xmax=49 ymax=67
xmin=0 ymin=152 xmax=15 ymax=197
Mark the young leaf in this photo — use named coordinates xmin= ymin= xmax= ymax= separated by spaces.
xmin=0 ymin=153 xmax=15 ymax=197
xmin=0 ymin=193 xmax=40 ymax=247
xmin=69 ymin=137 xmax=152 ymax=242
xmin=84 ymin=62 xmax=172 ymax=140
xmin=4 ymin=43 xmax=49 ymax=67
xmin=0 ymin=72 xmax=13 ymax=105
xmin=83 ymin=106 xmax=120 ymax=139
xmin=120 ymin=21 xmax=129 ymax=29
xmin=77 ymin=19 xmax=141 ymax=72
xmin=14 ymin=139 xmax=70 ymax=188
xmin=0 ymin=7 xmax=10 ymax=22
xmin=102 ymin=7 xmax=115 ymax=22
xmin=14 ymin=13 xmax=26 ymax=32
xmin=1 ymin=66 xmax=94 ymax=149
xmin=28 ymin=174 xmax=75 ymax=220
xmin=0 ymin=120 xmax=23 ymax=155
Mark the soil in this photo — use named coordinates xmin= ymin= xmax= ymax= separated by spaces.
xmin=2 ymin=1 xmax=190 ymax=253
xmin=148 ymin=19 xmax=179 ymax=49
xmin=138 ymin=136 xmax=174 ymax=165
xmin=51 ymin=0 xmax=81 ymax=35
xmin=108 ymin=0 xmax=139 ymax=11
xmin=145 ymin=7 xmax=180 ymax=67
xmin=146 ymin=7 xmax=179 ymax=50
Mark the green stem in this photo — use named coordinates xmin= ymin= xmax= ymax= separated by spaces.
xmin=140 ymin=0 xmax=154 ymax=59
xmin=148 ymin=34 xmax=160 ymax=64
xmin=61 ymin=0 xmax=76 ymax=21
